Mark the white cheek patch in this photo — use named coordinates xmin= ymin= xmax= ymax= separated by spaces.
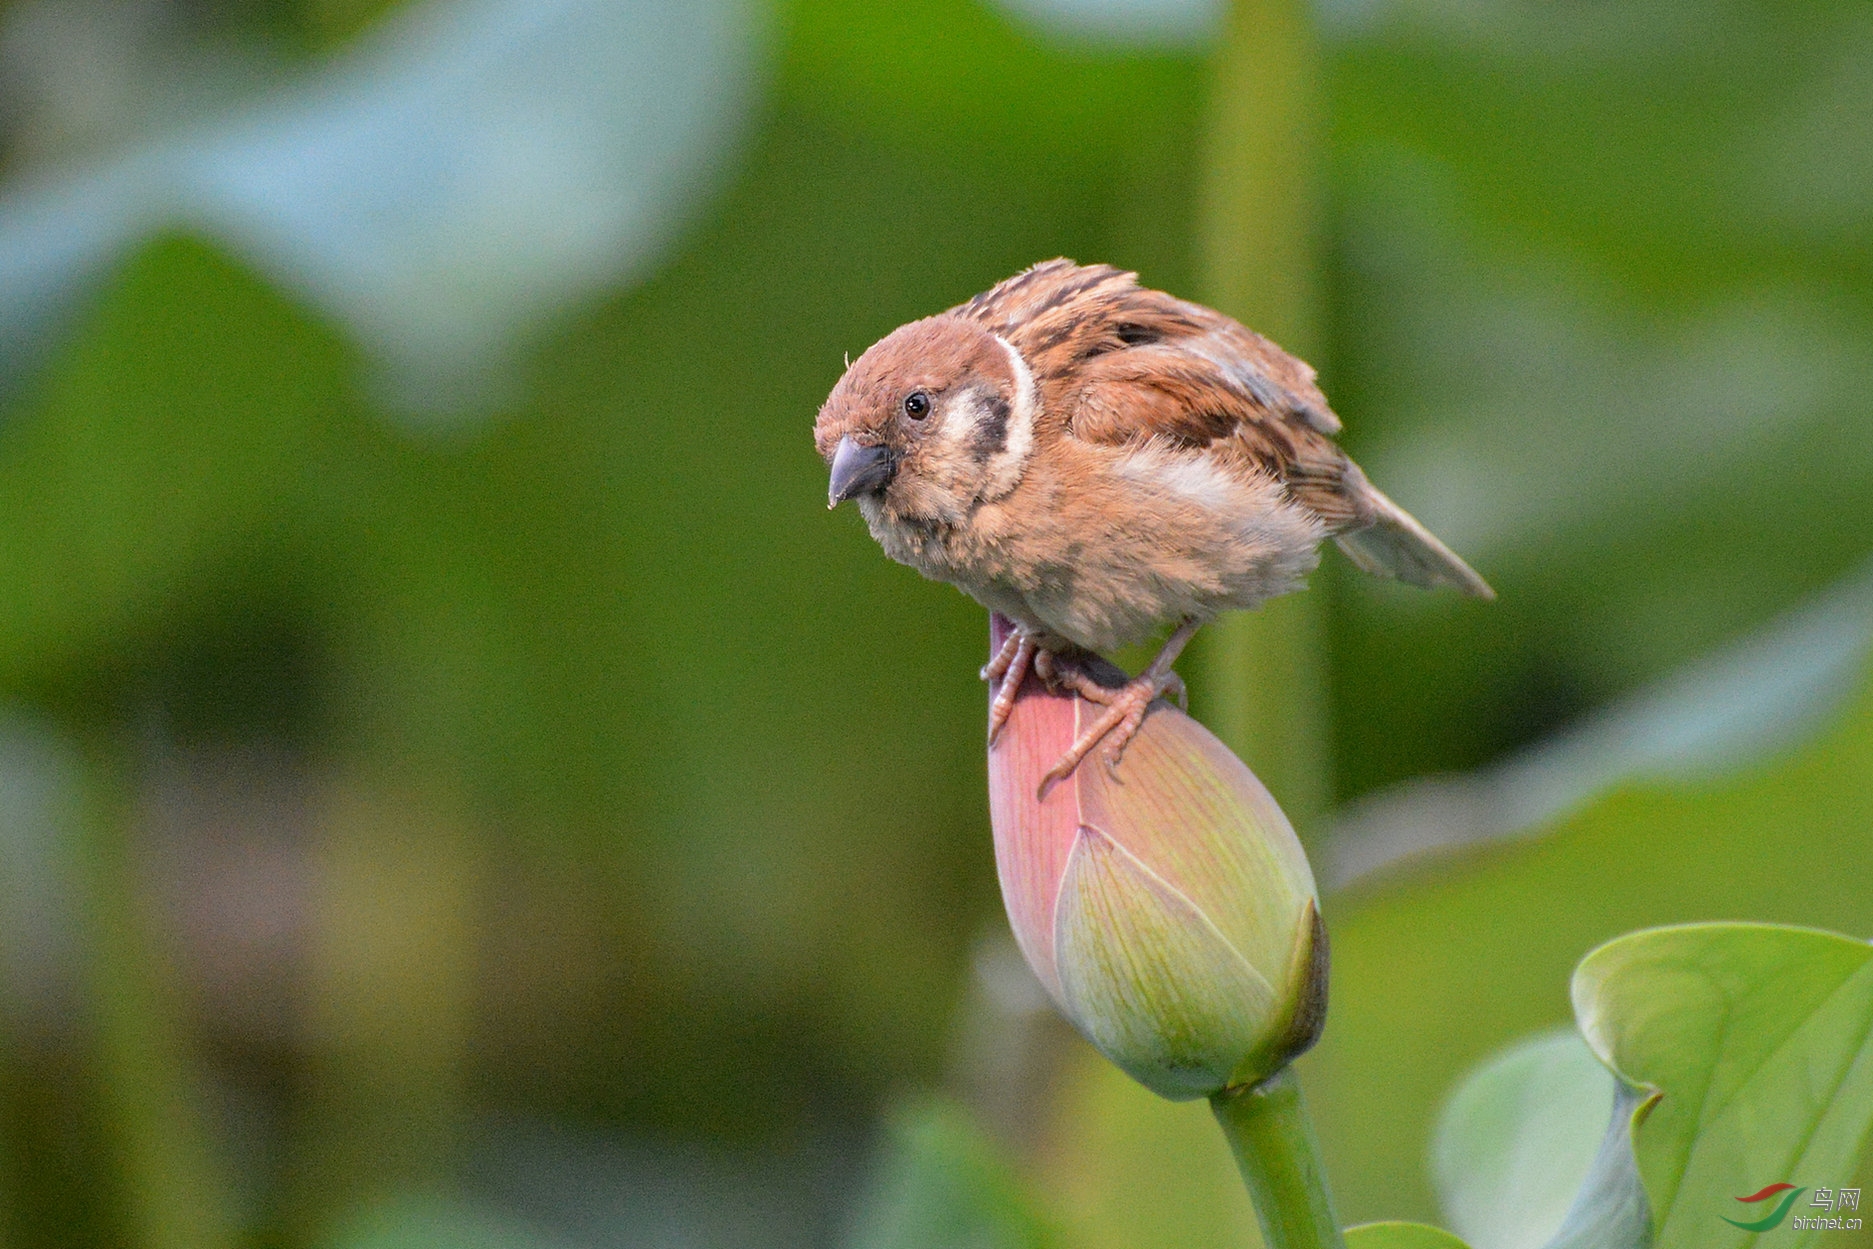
xmin=981 ymin=334 xmax=1038 ymax=500
xmin=936 ymin=394 xmax=980 ymax=454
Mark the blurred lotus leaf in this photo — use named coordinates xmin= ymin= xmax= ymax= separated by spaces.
xmin=1432 ymin=1027 xmax=1651 ymax=1249
xmin=0 ymin=0 xmax=763 ymax=417
xmin=1426 ymin=923 xmax=1873 ymax=1249
xmin=1327 ymin=560 xmax=1873 ymax=887
xmin=1430 ymin=1030 xmax=1612 ymax=1249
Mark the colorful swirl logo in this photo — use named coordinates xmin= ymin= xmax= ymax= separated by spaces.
xmin=1722 ymin=1183 xmax=1806 ymax=1232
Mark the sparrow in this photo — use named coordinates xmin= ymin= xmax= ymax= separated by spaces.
xmin=814 ymin=259 xmax=1492 ymax=788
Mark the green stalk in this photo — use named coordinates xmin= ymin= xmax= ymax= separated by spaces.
xmin=1191 ymin=0 xmax=1331 ymax=832
xmin=1196 ymin=8 xmax=1343 ymax=1238
xmin=1198 ymin=0 xmax=1323 ymax=353
xmin=1211 ymin=1069 xmax=1346 ymax=1249
xmin=74 ymin=736 xmax=237 ymax=1249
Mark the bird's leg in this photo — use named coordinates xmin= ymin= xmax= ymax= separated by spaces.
xmin=982 ymin=627 xmax=1039 ymax=744
xmin=1035 ymin=618 xmax=1203 ymax=790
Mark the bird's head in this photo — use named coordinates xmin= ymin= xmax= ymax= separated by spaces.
xmin=815 ymin=314 xmax=1038 ymax=526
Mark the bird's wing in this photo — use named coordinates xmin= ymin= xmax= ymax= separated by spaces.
xmin=976 ymin=268 xmax=1354 ymax=523
xmin=973 ymin=263 xmax=1492 ymax=597
xmin=955 ymin=261 xmax=1338 ymax=426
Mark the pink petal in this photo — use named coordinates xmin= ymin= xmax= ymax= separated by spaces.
xmin=985 ymin=615 xmax=1080 ymax=999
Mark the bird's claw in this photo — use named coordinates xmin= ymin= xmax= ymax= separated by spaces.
xmin=1033 ymin=659 xmax=1177 ymax=796
xmin=983 ymin=629 xmax=1037 ymax=745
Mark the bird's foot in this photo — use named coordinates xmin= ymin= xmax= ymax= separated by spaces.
xmin=981 ymin=628 xmax=1039 ymax=744
xmin=1031 ymin=649 xmax=1186 ymax=792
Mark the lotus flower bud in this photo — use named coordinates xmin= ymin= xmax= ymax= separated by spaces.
xmin=985 ymin=616 xmax=1327 ymax=1100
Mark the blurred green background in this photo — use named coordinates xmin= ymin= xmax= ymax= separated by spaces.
xmin=0 ymin=0 xmax=1869 ymax=1245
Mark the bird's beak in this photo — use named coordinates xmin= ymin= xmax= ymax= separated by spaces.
xmin=827 ymin=436 xmax=896 ymax=508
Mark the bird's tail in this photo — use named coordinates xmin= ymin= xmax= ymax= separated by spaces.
xmin=1334 ymin=478 xmax=1495 ymax=600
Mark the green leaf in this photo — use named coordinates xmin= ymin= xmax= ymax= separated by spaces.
xmin=1308 ymin=669 xmax=1873 ymax=1226
xmin=1345 ymin=1222 xmax=1472 ymax=1249
xmin=1431 ymin=1030 xmax=1613 ymax=1249
xmin=844 ymin=1100 xmax=1062 ymax=1249
xmin=1573 ymin=923 xmax=1873 ymax=1249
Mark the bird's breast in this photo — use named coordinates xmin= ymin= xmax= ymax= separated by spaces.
xmin=858 ymin=444 xmax=1328 ymax=655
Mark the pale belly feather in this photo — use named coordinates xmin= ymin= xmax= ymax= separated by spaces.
xmin=864 ymin=443 xmax=1327 ymax=656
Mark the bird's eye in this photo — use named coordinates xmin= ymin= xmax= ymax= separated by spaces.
xmin=903 ymin=391 xmax=930 ymax=420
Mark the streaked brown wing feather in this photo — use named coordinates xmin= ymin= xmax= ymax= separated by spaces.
xmin=1010 ymin=278 xmax=1362 ymax=527
xmin=959 ymin=261 xmax=1338 ymax=422
xmin=954 ymin=259 xmax=1493 ymax=596
xmin=953 ymin=259 xmax=1362 ymax=527
xmin=1069 ymin=351 xmax=1365 ymax=528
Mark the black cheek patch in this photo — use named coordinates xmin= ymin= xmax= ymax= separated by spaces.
xmin=971 ymin=393 xmax=1011 ymax=461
